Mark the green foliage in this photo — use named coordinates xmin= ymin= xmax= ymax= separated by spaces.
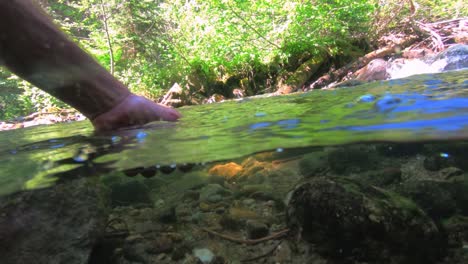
xmin=0 ymin=69 xmax=26 ymax=120
xmin=0 ymin=69 xmax=67 ymax=120
xmin=159 ymin=0 xmax=376 ymax=92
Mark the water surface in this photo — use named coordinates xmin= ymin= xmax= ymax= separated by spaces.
xmin=0 ymin=70 xmax=467 ymax=195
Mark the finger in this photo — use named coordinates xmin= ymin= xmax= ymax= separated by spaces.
xmin=150 ymin=103 xmax=182 ymax=121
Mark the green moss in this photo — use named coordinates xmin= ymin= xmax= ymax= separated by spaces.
xmin=442 ymin=215 xmax=468 ymax=227
xmin=375 ymin=187 xmax=425 ymax=220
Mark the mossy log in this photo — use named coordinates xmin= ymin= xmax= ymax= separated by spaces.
xmin=309 ymin=36 xmax=418 ymax=90
xmin=276 ymin=51 xmax=328 ymax=94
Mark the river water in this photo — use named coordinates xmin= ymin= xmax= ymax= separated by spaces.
xmin=0 ymin=69 xmax=467 ymax=263
xmin=1 ymin=70 xmax=467 ymax=195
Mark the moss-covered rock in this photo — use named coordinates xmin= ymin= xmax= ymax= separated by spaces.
xmin=353 ymin=167 xmax=402 ymax=187
xmin=423 ymin=154 xmax=458 ymax=171
xmin=453 ymin=174 xmax=468 ymax=215
xmin=286 ymin=177 xmax=447 ymax=263
xmin=442 ymin=215 xmax=468 ymax=248
xmin=298 ymin=151 xmax=329 ymax=177
xmin=397 ymin=180 xmax=458 ymax=220
xmin=327 ymin=145 xmax=378 ymax=174
xmin=110 ymin=180 xmax=152 ymax=207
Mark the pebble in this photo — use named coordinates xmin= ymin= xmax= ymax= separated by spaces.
xmin=175 ymin=203 xmax=193 ymax=219
xmin=125 ymin=234 xmax=144 ymax=244
xmin=199 ymin=184 xmax=228 ymax=203
xmin=219 ymin=215 xmax=243 ymax=231
xmin=438 ymin=167 xmax=464 ymax=179
xmin=134 ymin=221 xmax=156 ymax=233
xmin=274 ymin=241 xmax=292 ymax=263
xmin=146 ymin=235 xmax=174 ymax=254
xmin=171 ymin=243 xmax=192 ymax=261
xmin=193 ymin=248 xmax=215 ymax=264
xmin=189 ymin=211 xmax=204 ymax=223
xmin=154 ymin=199 xmax=165 ymax=208
xmin=242 ymin=198 xmax=256 ymax=206
xmin=129 ymin=209 xmax=140 ymax=216
xmin=229 ymin=207 xmax=260 ymax=220
xmin=123 ymin=241 xmax=148 ymax=263
xmin=246 ymin=220 xmax=269 ymax=239
xmin=158 ymin=206 xmax=177 ymax=223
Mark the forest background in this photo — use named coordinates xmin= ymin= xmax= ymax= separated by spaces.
xmin=0 ymin=0 xmax=466 ymax=120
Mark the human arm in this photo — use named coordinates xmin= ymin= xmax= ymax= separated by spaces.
xmin=0 ymin=0 xmax=181 ymax=131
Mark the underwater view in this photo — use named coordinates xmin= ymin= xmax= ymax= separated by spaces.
xmin=1 ymin=69 xmax=468 ymax=263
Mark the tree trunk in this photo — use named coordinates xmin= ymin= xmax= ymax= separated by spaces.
xmin=99 ymin=0 xmax=114 ymax=75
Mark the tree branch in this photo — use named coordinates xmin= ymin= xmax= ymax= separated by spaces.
xmin=227 ymin=3 xmax=280 ymax=49
xmin=99 ymin=0 xmax=114 ymax=75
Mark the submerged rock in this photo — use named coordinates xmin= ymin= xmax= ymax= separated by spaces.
xmin=354 ymin=167 xmax=402 ymax=187
xmin=110 ymin=180 xmax=152 ymax=207
xmin=286 ymin=177 xmax=447 ymax=263
xmin=453 ymin=175 xmax=468 ymax=215
xmin=298 ymin=151 xmax=328 ymax=177
xmin=424 ymin=142 xmax=468 ymax=172
xmin=443 ymin=215 xmax=468 ymax=248
xmin=0 ymin=178 xmax=109 ymax=264
xmin=199 ymin=184 xmax=230 ymax=203
xmin=397 ymin=180 xmax=458 ymax=219
xmin=423 ymin=153 xmax=458 ymax=171
xmin=245 ymin=219 xmax=269 ymax=239
xmin=208 ymin=162 xmax=243 ymax=179
xmin=327 ymin=145 xmax=378 ymax=174
xmin=122 ymin=238 xmax=150 ymax=263
xmin=193 ymin=248 xmax=215 ymax=264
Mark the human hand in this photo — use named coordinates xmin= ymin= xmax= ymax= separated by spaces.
xmin=91 ymin=94 xmax=181 ymax=131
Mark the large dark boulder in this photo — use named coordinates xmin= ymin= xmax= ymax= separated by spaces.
xmin=0 ymin=178 xmax=109 ymax=264
xmin=286 ymin=177 xmax=447 ymax=263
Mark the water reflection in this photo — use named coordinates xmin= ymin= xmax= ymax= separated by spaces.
xmin=346 ymin=115 xmax=468 ymax=133
xmin=18 ymin=128 xmax=199 ymax=191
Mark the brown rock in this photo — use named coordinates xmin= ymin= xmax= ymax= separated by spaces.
xmin=228 ymin=206 xmax=260 ymax=220
xmin=147 ymin=234 xmax=174 ymax=254
xmin=402 ymin=49 xmax=430 ymax=59
xmin=246 ymin=220 xmax=269 ymax=239
xmin=355 ymin=59 xmax=389 ymax=81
